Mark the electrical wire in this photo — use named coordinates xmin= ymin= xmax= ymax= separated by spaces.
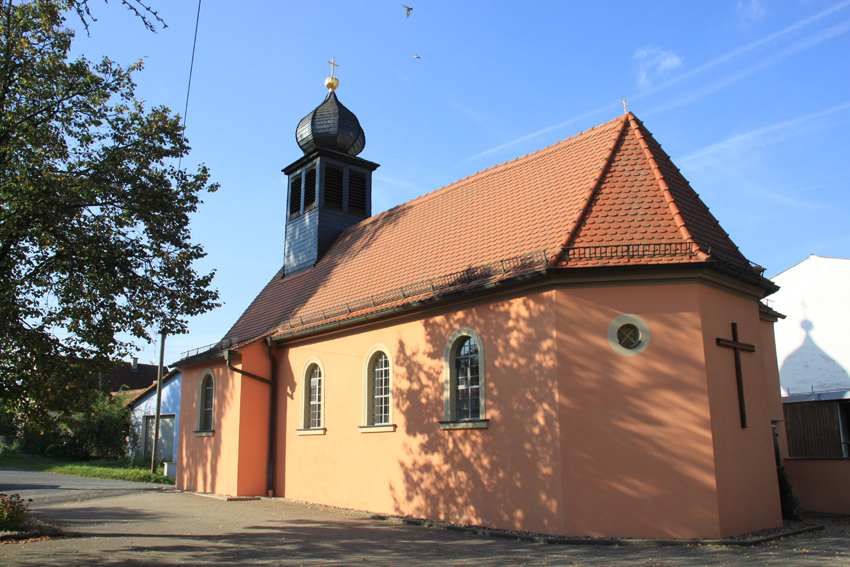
xmin=177 ymin=0 xmax=202 ymax=173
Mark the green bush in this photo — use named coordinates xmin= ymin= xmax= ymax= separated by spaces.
xmin=0 ymin=493 xmax=32 ymax=532
xmin=58 ymin=392 xmax=131 ymax=460
xmin=20 ymin=391 xmax=131 ymax=460
xmin=777 ymin=464 xmax=800 ymax=519
xmin=0 ymin=403 xmax=16 ymax=437
xmin=20 ymin=423 xmax=63 ymax=456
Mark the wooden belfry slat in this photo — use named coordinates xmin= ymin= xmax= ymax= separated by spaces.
xmin=716 ymin=322 xmax=756 ymax=429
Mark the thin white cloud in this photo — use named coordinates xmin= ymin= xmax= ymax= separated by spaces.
xmin=464 ymin=0 xmax=850 ymax=163
xmin=643 ymin=17 xmax=850 ymax=118
xmin=737 ymin=0 xmax=768 ymax=24
xmin=634 ymin=48 xmax=683 ymax=90
xmin=678 ymin=101 xmax=850 ymax=165
xmin=463 ymin=103 xmax=619 ymax=162
xmin=776 ymin=179 xmax=850 ymax=196
xmin=639 ymin=0 xmax=850 ymax=98
xmin=374 ymin=175 xmax=422 ymax=192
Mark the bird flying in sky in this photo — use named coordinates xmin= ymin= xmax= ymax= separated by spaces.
xmin=403 ymin=5 xmax=412 ymax=18
xmin=413 ymin=54 xmax=421 ymax=59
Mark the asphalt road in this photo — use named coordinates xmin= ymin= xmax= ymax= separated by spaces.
xmin=0 ymin=468 xmax=171 ymax=506
xmin=1 ymin=468 xmax=849 ymax=566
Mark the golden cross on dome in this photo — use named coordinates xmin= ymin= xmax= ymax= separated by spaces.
xmin=328 ymin=57 xmax=339 ymax=78
xmin=622 ymin=97 xmax=628 ymax=114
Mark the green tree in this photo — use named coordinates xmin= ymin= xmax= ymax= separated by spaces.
xmin=0 ymin=1 xmax=219 ymax=427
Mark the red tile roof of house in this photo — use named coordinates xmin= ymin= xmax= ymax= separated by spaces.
xmin=102 ymin=361 xmax=167 ymax=392
xmin=199 ymin=113 xmax=762 ymax=357
xmin=124 ymin=368 xmax=181 ymax=408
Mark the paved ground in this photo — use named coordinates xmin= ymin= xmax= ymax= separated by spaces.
xmin=1 ymin=469 xmax=849 ymax=566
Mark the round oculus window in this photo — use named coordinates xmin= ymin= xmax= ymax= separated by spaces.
xmin=607 ymin=314 xmax=651 ymax=357
xmin=616 ymin=323 xmax=641 ymax=349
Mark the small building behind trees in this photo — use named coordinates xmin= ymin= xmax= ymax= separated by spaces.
xmin=128 ymin=369 xmax=182 ymax=471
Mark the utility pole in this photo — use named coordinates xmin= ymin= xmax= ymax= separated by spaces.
xmin=150 ymin=331 xmax=166 ymax=474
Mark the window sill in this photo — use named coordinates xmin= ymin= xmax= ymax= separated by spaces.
xmin=194 ymin=430 xmax=214 ymax=437
xmin=296 ymin=428 xmax=327 ymax=436
xmin=439 ymin=419 xmax=489 ymax=430
xmin=358 ymin=424 xmax=397 ymax=433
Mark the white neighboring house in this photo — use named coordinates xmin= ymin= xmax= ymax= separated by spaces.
xmin=129 ymin=369 xmax=181 ymax=470
xmin=771 ymin=255 xmax=850 ymax=458
xmin=772 ymin=255 xmax=850 ymax=395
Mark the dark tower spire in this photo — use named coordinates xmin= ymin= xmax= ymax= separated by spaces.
xmin=282 ymin=66 xmax=379 ymax=276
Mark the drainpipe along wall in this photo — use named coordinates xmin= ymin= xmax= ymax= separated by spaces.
xmin=224 ymin=347 xmax=276 ymax=497
xmin=266 ymin=337 xmax=278 ymax=498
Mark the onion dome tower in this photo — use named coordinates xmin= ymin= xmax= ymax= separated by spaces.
xmin=282 ymin=64 xmax=379 ymax=276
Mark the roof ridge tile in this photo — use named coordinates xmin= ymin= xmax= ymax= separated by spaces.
xmin=626 ymin=114 xmax=710 ymax=261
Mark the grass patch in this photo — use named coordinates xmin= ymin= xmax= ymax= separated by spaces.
xmin=0 ymin=453 xmax=174 ymax=485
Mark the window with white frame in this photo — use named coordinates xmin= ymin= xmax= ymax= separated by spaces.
xmin=454 ymin=337 xmax=480 ymax=420
xmin=372 ymin=353 xmax=390 ymax=424
xmin=308 ymin=364 xmax=322 ymax=428
xmin=299 ymin=358 xmax=326 ymax=433
xmin=441 ymin=328 xmax=488 ymax=429
xmin=361 ymin=345 xmax=395 ymax=431
xmin=196 ymin=370 xmax=215 ymax=434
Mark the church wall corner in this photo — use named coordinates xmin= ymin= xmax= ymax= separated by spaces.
xmin=697 ymin=286 xmax=783 ymax=536
xmin=553 ymin=283 xmax=721 ymax=538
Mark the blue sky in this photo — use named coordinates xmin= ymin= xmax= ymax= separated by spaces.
xmin=68 ymin=0 xmax=850 ymax=365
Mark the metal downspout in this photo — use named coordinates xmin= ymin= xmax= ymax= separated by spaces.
xmin=266 ymin=337 xmax=278 ymax=498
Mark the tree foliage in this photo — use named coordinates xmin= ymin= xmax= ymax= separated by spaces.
xmin=0 ymin=1 xmax=218 ymax=425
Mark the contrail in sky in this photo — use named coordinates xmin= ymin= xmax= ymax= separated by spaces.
xmin=644 ymin=17 xmax=850 ymax=118
xmin=465 ymin=0 xmax=850 ymax=163
xmin=677 ymin=101 xmax=850 ymax=164
xmin=636 ymin=0 xmax=850 ymax=98
xmin=464 ymin=104 xmax=618 ymax=162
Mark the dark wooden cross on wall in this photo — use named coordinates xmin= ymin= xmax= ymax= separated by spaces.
xmin=716 ymin=322 xmax=756 ymax=429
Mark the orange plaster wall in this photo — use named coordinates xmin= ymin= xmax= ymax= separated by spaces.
xmin=177 ymin=358 xmax=241 ymax=496
xmin=176 ymin=281 xmax=783 ymax=537
xmin=759 ymin=319 xmax=789 ymax=460
xmin=235 ymin=342 xmax=271 ymax=496
xmin=784 ymin=459 xmax=850 ymax=514
xmin=698 ymin=286 xmax=783 ymax=536
xmin=556 ymin=284 xmax=721 ymax=539
xmin=277 ymin=292 xmax=565 ymax=536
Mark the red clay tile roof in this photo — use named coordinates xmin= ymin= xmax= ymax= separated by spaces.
xmin=216 ymin=113 xmax=757 ymax=351
xmin=124 ymin=368 xmax=181 ymax=408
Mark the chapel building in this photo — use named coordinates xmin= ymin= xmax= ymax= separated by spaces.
xmin=175 ymin=75 xmax=787 ymax=539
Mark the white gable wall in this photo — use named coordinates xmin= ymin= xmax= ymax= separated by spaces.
xmin=771 ymin=256 xmax=850 ymax=395
xmin=130 ymin=371 xmax=182 ymax=462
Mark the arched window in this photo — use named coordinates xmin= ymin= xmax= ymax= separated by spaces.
xmin=372 ymin=353 xmax=390 ymax=424
xmin=361 ymin=345 xmax=395 ymax=431
xmin=308 ymin=364 xmax=322 ymax=428
xmin=299 ymin=358 xmax=326 ymax=434
xmin=454 ymin=337 xmax=480 ymax=421
xmin=441 ymin=328 xmax=488 ymax=429
xmin=196 ymin=370 xmax=215 ymax=434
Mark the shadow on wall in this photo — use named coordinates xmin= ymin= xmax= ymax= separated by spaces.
xmin=180 ymin=363 xmax=233 ymax=495
xmin=391 ymin=296 xmax=560 ymax=532
xmin=555 ymin=293 xmax=717 ymax=537
xmin=390 ymin=290 xmax=718 ymax=537
xmin=780 ymin=320 xmax=850 ymax=394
